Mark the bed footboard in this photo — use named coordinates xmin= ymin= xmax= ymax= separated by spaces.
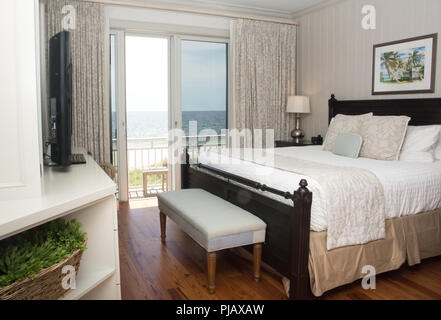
xmin=181 ymin=148 xmax=313 ymax=300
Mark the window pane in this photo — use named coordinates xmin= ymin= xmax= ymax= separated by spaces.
xmin=181 ymin=40 xmax=227 ymax=143
xmin=126 ymin=36 xmax=168 ymax=139
xmin=125 ymin=36 xmax=169 ymax=196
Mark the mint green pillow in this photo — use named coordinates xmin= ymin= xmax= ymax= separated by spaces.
xmin=332 ymin=133 xmax=363 ymax=158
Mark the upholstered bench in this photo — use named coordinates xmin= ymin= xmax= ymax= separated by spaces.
xmin=157 ymin=189 xmax=267 ymax=294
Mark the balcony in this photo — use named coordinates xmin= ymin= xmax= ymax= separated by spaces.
xmin=112 ymin=135 xmax=225 ymax=199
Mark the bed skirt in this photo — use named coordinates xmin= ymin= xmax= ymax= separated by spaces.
xmin=309 ymin=209 xmax=441 ymax=297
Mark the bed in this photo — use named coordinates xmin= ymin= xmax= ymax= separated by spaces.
xmin=181 ymin=95 xmax=441 ymax=299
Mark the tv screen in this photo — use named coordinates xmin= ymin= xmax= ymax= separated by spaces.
xmin=49 ymin=31 xmax=72 ymax=166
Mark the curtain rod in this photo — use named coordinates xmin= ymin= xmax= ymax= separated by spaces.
xmin=85 ymin=0 xmax=299 ymax=26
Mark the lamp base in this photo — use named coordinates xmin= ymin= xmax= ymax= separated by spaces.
xmin=291 ymin=128 xmax=304 ymax=144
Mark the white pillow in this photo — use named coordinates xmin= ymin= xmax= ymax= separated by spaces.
xmin=400 ymin=125 xmax=441 ymax=163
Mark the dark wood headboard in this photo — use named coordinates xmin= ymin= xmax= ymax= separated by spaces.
xmin=328 ymin=94 xmax=441 ymax=126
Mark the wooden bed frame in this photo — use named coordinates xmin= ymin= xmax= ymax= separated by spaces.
xmin=181 ymin=94 xmax=441 ymax=300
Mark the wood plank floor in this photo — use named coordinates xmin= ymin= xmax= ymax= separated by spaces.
xmin=118 ymin=199 xmax=441 ymax=300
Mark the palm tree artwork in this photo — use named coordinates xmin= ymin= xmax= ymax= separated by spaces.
xmin=374 ymin=34 xmax=435 ymax=94
xmin=380 ymin=47 xmax=425 ymax=84
xmin=407 ymin=50 xmax=422 ymax=81
xmin=381 ymin=51 xmax=398 ymax=81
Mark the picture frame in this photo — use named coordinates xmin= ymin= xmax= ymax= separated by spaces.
xmin=372 ymin=33 xmax=437 ymax=95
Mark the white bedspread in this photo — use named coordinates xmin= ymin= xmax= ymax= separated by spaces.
xmin=198 ymin=146 xmax=441 ymax=234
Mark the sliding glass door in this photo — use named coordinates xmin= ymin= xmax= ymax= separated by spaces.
xmin=110 ymin=31 xmax=228 ymax=201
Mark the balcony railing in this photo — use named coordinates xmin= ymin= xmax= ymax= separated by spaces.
xmin=111 ymin=135 xmax=226 ymax=199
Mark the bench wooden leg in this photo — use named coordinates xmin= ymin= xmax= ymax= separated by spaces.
xmin=159 ymin=212 xmax=166 ymax=243
xmin=207 ymin=252 xmax=216 ymax=294
xmin=253 ymin=243 xmax=262 ymax=282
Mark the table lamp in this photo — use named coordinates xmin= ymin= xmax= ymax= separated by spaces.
xmin=286 ymin=96 xmax=311 ymax=144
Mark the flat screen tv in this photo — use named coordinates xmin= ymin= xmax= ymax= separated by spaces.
xmin=49 ymin=31 xmax=72 ymax=167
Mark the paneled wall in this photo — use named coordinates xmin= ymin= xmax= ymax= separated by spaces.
xmin=0 ymin=0 xmax=42 ymax=200
xmin=296 ymin=0 xmax=441 ymax=139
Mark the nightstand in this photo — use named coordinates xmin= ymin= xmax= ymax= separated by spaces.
xmin=275 ymin=140 xmax=318 ymax=148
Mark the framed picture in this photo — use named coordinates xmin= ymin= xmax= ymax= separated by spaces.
xmin=372 ymin=33 xmax=437 ymax=95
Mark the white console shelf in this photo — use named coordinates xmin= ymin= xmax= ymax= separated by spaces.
xmin=0 ymin=155 xmax=121 ymax=300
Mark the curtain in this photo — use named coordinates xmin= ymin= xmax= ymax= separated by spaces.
xmin=231 ymin=19 xmax=296 ymax=146
xmin=46 ymin=0 xmax=109 ymax=163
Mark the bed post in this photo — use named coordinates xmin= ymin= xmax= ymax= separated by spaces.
xmin=329 ymin=94 xmax=337 ymax=124
xmin=181 ymin=147 xmax=190 ymax=189
xmin=289 ymin=179 xmax=313 ymax=300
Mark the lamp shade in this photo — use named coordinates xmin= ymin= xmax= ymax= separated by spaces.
xmin=286 ymin=96 xmax=310 ymax=114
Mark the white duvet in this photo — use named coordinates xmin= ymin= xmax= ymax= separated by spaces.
xmin=199 ymin=146 xmax=441 ymax=232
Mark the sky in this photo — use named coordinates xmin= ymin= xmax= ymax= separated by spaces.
xmin=125 ymin=36 xmax=227 ymax=113
xmin=125 ymin=36 xmax=169 ymax=112
xmin=181 ymin=40 xmax=227 ymax=112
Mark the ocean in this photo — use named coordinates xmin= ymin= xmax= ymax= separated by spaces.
xmin=112 ymin=111 xmax=227 ymax=139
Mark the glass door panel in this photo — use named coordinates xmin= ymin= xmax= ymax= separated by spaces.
xmin=125 ymin=35 xmax=169 ymax=199
xmin=180 ymin=40 xmax=228 ymax=149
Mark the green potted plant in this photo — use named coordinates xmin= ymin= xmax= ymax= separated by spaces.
xmin=0 ymin=219 xmax=87 ymax=300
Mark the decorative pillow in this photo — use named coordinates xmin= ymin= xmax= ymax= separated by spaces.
xmin=400 ymin=125 xmax=441 ymax=163
xmin=360 ymin=116 xmax=410 ymax=161
xmin=323 ymin=113 xmax=373 ymax=151
xmin=332 ymin=133 xmax=363 ymax=158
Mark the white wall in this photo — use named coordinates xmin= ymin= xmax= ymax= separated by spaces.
xmin=0 ymin=0 xmax=42 ymax=201
xmin=296 ymin=0 xmax=441 ymax=139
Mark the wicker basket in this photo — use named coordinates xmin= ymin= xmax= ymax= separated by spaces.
xmin=0 ymin=240 xmax=87 ymax=300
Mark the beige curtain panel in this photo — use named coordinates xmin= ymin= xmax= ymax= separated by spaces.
xmin=46 ymin=0 xmax=110 ymax=163
xmin=231 ymin=19 xmax=297 ymax=146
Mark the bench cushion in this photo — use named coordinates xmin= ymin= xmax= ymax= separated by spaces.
xmin=158 ymin=189 xmax=266 ymax=252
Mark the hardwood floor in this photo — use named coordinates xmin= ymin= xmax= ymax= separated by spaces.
xmin=118 ymin=199 xmax=441 ymax=300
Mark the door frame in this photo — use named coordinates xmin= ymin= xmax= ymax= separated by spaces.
xmin=110 ymin=29 xmax=129 ymax=202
